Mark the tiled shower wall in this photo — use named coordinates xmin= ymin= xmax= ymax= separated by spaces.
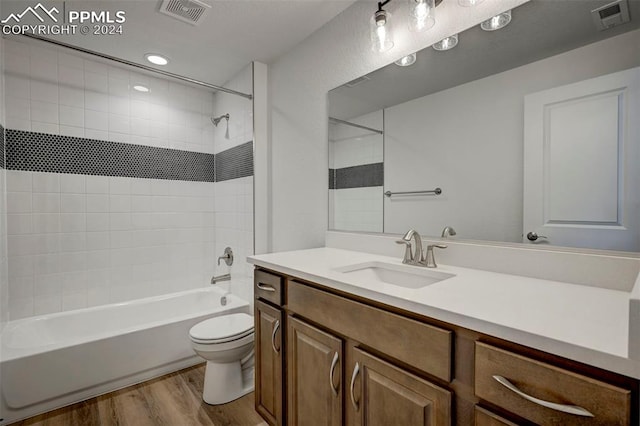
xmin=3 ymin=38 xmax=253 ymax=320
xmin=329 ymin=110 xmax=383 ymax=232
xmin=1 ymin=34 xmax=8 ymax=329
xmin=211 ymin=65 xmax=254 ymax=306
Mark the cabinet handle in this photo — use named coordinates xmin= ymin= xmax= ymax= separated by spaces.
xmin=350 ymin=362 xmax=360 ymax=411
xmin=271 ymin=320 xmax=280 ymax=353
xmin=329 ymin=352 xmax=339 ymax=396
xmin=493 ymin=375 xmax=594 ymax=417
xmin=257 ymin=283 xmax=276 ymax=292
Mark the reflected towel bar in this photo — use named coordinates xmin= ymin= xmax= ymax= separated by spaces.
xmin=384 ymin=188 xmax=442 ymax=197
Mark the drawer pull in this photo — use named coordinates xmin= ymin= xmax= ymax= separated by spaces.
xmin=271 ymin=320 xmax=280 ymax=353
xmin=257 ymin=283 xmax=276 ymax=292
xmin=493 ymin=375 xmax=594 ymax=417
xmin=329 ymin=352 xmax=339 ymax=396
xmin=350 ymin=362 xmax=360 ymax=411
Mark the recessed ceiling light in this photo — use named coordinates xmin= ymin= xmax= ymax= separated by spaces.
xmin=432 ymin=34 xmax=459 ymax=51
xmin=133 ymin=85 xmax=150 ymax=92
xmin=394 ymin=53 xmax=417 ymax=67
xmin=144 ymin=53 xmax=169 ymax=66
xmin=481 ymin=10 xmax=512 ymax=31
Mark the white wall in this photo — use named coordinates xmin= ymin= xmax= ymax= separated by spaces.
xmin=383 ymin=29 xmax=640 ymax=241
xmin=3 ymin=38 xmax=253 ymax=320
xmin=268 ymin=0 xmax=529 ymax=252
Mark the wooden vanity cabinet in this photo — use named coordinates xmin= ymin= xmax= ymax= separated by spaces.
xmin=254 ymin=270 xmax=285 ymax=426
xmin=253 ymin=267 xmax=638 ymax=426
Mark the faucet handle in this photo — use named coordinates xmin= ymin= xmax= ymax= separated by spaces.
xmin=429 ymin=244 xmax=447 ymax=250
xmin=423 ymin=244 xmax=447 ymax=268
xmin=396 ymin=239 xmax=413 ymax=263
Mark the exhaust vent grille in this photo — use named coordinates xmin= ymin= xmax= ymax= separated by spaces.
xmin=591 ymin=0 xmax=630 ymax=31
xmin=159 ymin=0 xmax=211 ymax=26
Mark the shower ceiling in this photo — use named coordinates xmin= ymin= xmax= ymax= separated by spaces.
xmin=1 ymin=0 xmax=356 ymax=86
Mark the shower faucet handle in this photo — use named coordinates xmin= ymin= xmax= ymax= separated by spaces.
xmin=217 ymin=247 xmax=234 ymax=266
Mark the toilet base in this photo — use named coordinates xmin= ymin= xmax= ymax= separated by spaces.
xmin=202 ymin=360 xmax=254 ymax=405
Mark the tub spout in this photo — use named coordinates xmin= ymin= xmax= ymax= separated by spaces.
xmin=211 ymin=274 xmax=231 ymax=284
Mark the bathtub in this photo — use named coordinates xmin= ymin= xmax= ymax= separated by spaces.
xmin=0 ymin=286 xmax=250 ymax=424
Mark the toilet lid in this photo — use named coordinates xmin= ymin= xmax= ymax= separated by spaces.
xmin=189 ymin=313 xmax=254 ymax=344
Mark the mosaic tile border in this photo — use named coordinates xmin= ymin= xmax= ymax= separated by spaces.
xmin=1 ymin=124 xmax=5 ymax=169
xmin=329 ymin=162 xmax=383 ymax=189
xmin=5 ymin=129 xmax=253 ymax=182
xmin=215 ymin=141 xmax=254 ymax=182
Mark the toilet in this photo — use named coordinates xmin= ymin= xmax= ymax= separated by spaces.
xmin=189 ymin=313 xmax=255 ymax=404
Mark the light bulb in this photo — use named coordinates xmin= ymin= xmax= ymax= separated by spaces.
xmin=408 ymin=0 xmax=435 ymax=32
xmin=432 ymin=34 xmax=458 ymax=51
xmin=370 ymin=9 xmax=394 ymax=52
xmin=394 ymin=53 xmax=417 ymax=67
xmin=144 ymin=53 xmax=169 ymax=66
xmin=481 ymin=10 xmax=512 ymax=31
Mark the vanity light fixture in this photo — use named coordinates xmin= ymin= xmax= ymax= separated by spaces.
xmin=458 ymin=0 xmax=485 ymax=6
xmin=481 ymin=9 xmax=512 ymax=31
xmin=408 ymin=0 xmax=435 ymax=32
xmin=370 ymin=0 xmax=394 ymax=52
xmin=132 ymin=84 xmax=150 ymax=92
xmin=144 ymin=53 xmax=169 ymax=66
xmin=395 ymin=53 xmax=417 ymax=66
xmin=432 ymin=34 xmax=458 ymax=51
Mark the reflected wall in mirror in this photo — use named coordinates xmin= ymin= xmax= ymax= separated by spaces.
xmin=328 ymin=0 xmax=640 ymax=252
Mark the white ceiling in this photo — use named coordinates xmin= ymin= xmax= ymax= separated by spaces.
xmin=2 ymin=0 xmax=357 ymax=86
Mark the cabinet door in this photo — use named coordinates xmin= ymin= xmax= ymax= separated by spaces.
xmin=287 ymin=316 xmax=343 ymax=426
xmin=255 ymin=300 xmax=284 ymax=426
xmin=348 ymin=347 xmax=451 ymax=426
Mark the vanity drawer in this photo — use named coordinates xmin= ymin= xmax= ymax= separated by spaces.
xmin=287 ymin=281 xmax=452 ymax=382
xmin=254 ymin=270 xmax=284 ymax=306
xmin=475 ymin=342 xmax=631 ymax=425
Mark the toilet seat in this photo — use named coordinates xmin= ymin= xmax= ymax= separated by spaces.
xmin=189 ymin=313 xmax=254 ymax=344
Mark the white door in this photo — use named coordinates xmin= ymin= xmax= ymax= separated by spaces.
xmin=523 ymin=67 xmax=639 ymax=251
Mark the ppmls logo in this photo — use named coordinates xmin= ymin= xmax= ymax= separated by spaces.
xmin=2 ymin=2 xmax=126 ymax=36
xmin=1 ymin=3 xmax=59 ymax=24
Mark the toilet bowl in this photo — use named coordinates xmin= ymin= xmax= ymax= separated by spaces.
xmin=189 ymin=313 xmax=255 ymax=404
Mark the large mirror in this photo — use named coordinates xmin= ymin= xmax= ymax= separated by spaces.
xmin=328 ymin=0 xmax=640 ymax=252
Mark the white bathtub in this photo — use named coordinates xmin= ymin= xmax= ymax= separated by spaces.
xmin=0 ymin=286 xmax=250 ymax=424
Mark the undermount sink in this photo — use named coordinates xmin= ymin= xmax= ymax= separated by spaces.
xmin=334 ymin=261 xmax=455 ymax=289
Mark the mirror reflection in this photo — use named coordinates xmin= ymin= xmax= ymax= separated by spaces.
xmin=328 ymin=0 xmax=640 ymax=252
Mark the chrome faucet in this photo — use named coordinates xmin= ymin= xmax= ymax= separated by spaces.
xmin=217 ymin=247 xmax=234 ymax=266
xmin=397 ymin=229 xmax=447 ymax=268
xmin=441 ymin=226 xmax=457 ymax=238
xmin=396 ymin=229 xmax=423 ymax=265
xmin=211 ymin=273 xmax=231 ymax=284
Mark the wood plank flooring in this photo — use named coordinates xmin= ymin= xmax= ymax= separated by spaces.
xmin=12 ymin=364 xmax=267 ymax=426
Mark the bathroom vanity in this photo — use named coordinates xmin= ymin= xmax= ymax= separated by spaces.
xmin=250 ymin=244 xmax=640 ymax=426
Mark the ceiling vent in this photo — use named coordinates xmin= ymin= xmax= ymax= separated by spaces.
xmin=591 ymin=0 xmax=630 ymax=31
xmin=344 ymin=75 xmax=371 ymax=88
xmin=159 ymin=0 xmax=212 ymax=26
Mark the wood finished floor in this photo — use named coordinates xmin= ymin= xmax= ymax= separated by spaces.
xmin=12 ymin=364 xmax=267 ymax=426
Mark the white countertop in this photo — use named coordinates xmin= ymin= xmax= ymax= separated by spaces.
xmin=248 ymin=247 xmax=640 ymax=379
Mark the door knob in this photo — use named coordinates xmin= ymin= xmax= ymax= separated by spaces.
xmin=526 ymin=231 xmax=548 ymax=242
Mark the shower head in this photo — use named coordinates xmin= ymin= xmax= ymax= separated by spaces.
xmin=211 ymin=113 xmax=229 ymax=126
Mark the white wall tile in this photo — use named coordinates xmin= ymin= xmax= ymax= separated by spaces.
xmin=31 ymin=197 xmax=59 ymax=221
xmin=61 ymin=194 xmax=86 ymax=213
xmin=59 ymin=105 xmax=84 ymax=128
xmin=30 ymin=100 xmax=58 ymax=124
xmin=86 ymin=176 xmax=109 ymax=193
xmin=6 ymin=171 xmax=32 ymax=192
xmin=32 ymin=173 xmax=60 ymax=193
xmin=60 ymin=174 xmax=86 ymax=193
xmin=7 ymin=193 xmax=32 ymax=213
